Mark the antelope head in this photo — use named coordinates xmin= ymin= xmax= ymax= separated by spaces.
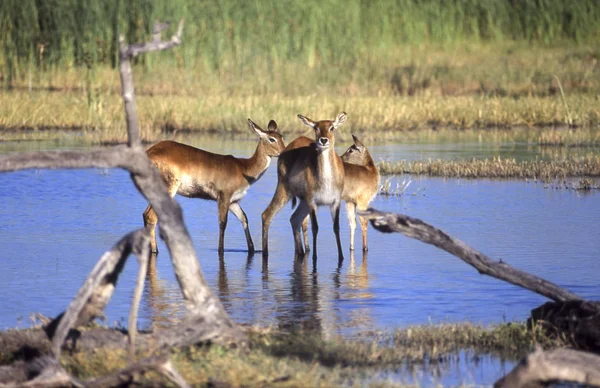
xmin=297 ymin=112 xmax=347 ymax=151
xmin=248 ymin=118 xmax=286 ymax=157
xmin=341 ymin=135 xmax=369 ymax=164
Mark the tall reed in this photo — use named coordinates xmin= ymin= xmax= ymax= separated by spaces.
xmin=2 ymin=0 xmax=599 ymax=88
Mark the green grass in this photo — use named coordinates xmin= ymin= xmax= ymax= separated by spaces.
xmin=59 ymin=321 xmax=567 ymax=387
xmin=2 ymin=0 xmax=600 ymax=85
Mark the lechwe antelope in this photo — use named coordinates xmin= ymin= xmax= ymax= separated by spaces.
xmin=338 ymin=135 xmax=380 ymax=251
xmin=284 ymin=135 xmax=379 ymax=252
xmin=143 ymin=119 xmax=285 ymax=255
xmin=262 ymin=112 xmax=347 ymax=261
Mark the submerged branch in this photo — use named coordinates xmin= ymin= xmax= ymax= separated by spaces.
xmin=359 ymin=208 xmax=581 ymax=302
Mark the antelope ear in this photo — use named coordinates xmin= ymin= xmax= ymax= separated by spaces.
xmin=297 ymin=114 xmax=316 ymax=129
xmin=352 ymin=134 xmax=365 ymax=151
xmin=333 ymin=112 xmax=347 ymax=129
xmin=267 ymin=120 xmax=278 ymax=132
xmin=248 ymin=118 xmax=266 ymax=138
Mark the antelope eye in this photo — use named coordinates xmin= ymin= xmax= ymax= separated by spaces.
xmin=268 ymin=137 xmax=277 ymax=143
xmin=329 ymin=126 xmax=335 ymax=132
xmin=347 ymin=149 xmax=354 ymax=153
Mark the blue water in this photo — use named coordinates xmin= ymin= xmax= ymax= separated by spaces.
xmin=1 ymin=138 xmax=599 ymax=386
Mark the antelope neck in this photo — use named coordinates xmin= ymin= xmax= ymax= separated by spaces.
xmin=243 ymin=142 xmax=272 ymax=181
xmin=316 ymin=146 xmax=337 ymax=169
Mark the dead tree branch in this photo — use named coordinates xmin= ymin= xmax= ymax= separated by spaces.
xmin=494 ymin=348 xmax=600 ymax=388
xmin=0 ymin=16 xmax=243 ymax=387
xmin=118 ymin=19 xmax=183 ymax=148
xmin=359 ymin=208 xmax=580 ymax=302
xmin=47 ymin=230 xmax=149 ymax=358
xmin=85 ymin=352 xmax=189 ymax=388
xmin=129 ymin=242 xmax=151 ymax=360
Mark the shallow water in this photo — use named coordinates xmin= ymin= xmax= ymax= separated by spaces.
xmin=1 ymin=137 xmax=599 ymax=385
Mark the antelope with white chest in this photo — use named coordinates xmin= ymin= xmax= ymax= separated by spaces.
xmin=294 ymin=135 xmax=380 ymax=252
xmin=262 ymin=112 xmax=347 ymax=262
xmin=143 ymin=119 xmax=285 ymax=255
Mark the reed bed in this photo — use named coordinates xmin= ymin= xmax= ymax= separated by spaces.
xmin=3 ymin=0 xmax=599 ymax=80
xmin=1 ymin=2 xmax=599 ymax=144
xmin=378 ymin=155 xmax=600 ymax=180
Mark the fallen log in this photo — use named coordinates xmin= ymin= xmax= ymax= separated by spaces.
xmin=359 ymin=208 xmax=581 ymax=302
xmin=360 ymin=208 xmax=600 ymax=385
xmin=494 ymin=348 xmax=600 ymax=388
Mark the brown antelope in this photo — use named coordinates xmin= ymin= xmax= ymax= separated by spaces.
xmin=285 ymin=135 xmax=379 ymax=252
xmin=143 ymin=119 xmax=285 ymax=255
xmin=339 ymin=135 xmax=380 ymax=251
xmin=262 ymin=113 xmax=347 ymax=261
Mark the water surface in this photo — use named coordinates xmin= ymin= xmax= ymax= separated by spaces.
xmin=1 ymin=137 xmax=598 ymax=386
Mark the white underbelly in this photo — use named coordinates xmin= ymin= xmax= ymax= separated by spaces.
xmin=231 ymin=188 xmax=248 ymax=202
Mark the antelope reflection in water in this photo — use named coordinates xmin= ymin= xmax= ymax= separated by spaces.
xmin=142 ymin=253 xmax=185 ymax=329
xmin=338 ymin=250 xmax=376 ymax=333
xmin=142 ymin=250 xmax=376 ymax=335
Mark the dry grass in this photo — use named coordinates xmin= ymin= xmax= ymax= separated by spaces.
xmin=1 ymin=90 xmax=600 ymax=145
xmin=378 ymin=155 xmax=600 ymax=180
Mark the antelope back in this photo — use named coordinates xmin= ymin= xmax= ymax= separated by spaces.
xmin=283 ymin=135 xmax=313 ymax=152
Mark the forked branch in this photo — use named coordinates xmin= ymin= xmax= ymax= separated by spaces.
xmin=359 ymin=208 xmax=581 ymax=302
xmin=0 ymin=15 xmax=243 ymax=387
xmin=121 ymin=19 xmax=184 ymax=59
xmin=47 ymin=229 xmax=149 ymax=358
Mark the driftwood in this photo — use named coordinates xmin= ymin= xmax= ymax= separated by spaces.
xmin=360 ymin=208 xmax=600 ymax=386
xmin=494 ymin=348 xmax=600 ymax=388
xmin=359 ymin=208 xmax=580 ymax=302
xmin=0 ymin=353 xmax=190 ymax=388
xmin=0 ymin=19 xmax=243 ymax=386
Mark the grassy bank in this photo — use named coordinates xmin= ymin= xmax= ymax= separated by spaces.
xmin=60 ymin=322 xmax=565 ymax=386
xmin=378 ymin=155 xmax=600 ymax=180
xmin=1 ymin=4 xmax=599 ymax=144
xmin=1 ymin=89 xmax=599 ymax=144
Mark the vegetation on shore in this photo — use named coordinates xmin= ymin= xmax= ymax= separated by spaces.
xmin=1 ymin=1 xmax=599 ymax=143
xmin=378 ymin=154 xmax=600 ymax=182
xmin=2 ymin=0 xmax=599 ymax=83
xmin=1 ymin=89 xmax=599 ymax=144
xmin=58 ymin=322 xmax=566 ymax=386
xmin=378 ymin=155 xmax=600 ymax=181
